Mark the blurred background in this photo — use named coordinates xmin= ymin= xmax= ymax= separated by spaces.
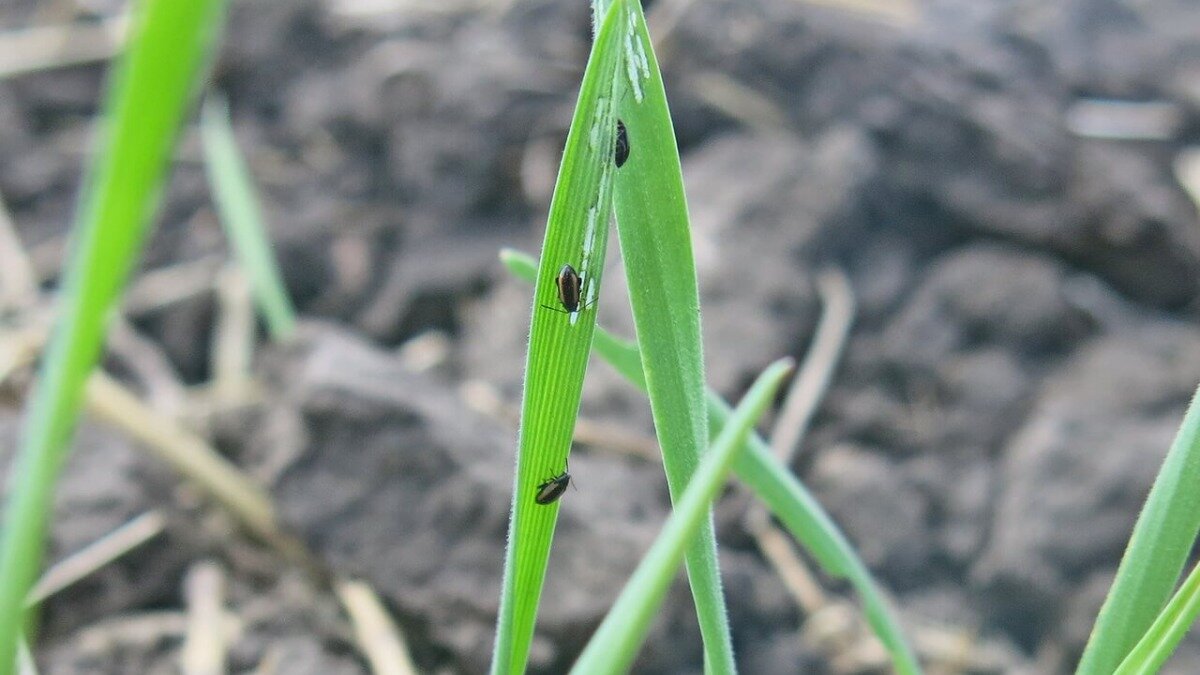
xmin=2 ymin=0 xmax=1200 ymax=672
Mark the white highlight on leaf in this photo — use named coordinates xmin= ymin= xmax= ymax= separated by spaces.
xmin=635 ymin=32 xmax=650 ymax=79
xmin=582 ymin=205 xmax=598 ymax=264
xmin=623 ymin=8 xmax=645 ymax=103
xmin=590 ymin=96 xmax=609 ymax=150
xmin=574 ymin=204 xmax=601 ymax=327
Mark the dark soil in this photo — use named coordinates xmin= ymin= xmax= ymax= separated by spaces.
xmin=3 ymin=0 xmax=1200 ymax=672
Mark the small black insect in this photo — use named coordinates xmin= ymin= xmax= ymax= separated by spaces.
xmin=535 ymin=469 xmax=572 ymax=505
xmin=615 ymin=119 xmax=630 ymax=168
xmin=541 ymin=263 xmax=592 ymax=315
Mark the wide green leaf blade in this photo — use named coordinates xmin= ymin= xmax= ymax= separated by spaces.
xmin=1078 ymin=384 xmax=1200 ymax=674
xmin=502 ymin=248 xmax=922 ymax=674
xmin=0 ymin=0 xmax=227 ymax=671
xmin=571 ymin=359 xmax=793 ymax=674
xmin=608 ymin=2 xmax=735 ymax=670
xmin=489 ymin=2 xmax=629 ymax=672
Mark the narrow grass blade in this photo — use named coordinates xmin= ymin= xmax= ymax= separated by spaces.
xmin=709 ymin=396 xmax=921 ymax=674
xmin=1114 ymin=557 xmax=1200 ymax=675
xmin=200 ymin=94 xmax=297 ymax=342
xmin=1078 ymin=384 xmax=1200 ymax=674
xmin=571 ymin=359 xmax=793 ymax=674
xmin=609 ymin=3 xmax=735 ymax=669
xmin=0 ymin=0 xmax=227 ymax=670
xmin=489 ymin=2 xmax=629 ymax=672
xmin=502 ymin=248 xmax=922 ymax=674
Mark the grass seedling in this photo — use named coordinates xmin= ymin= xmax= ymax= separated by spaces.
xmin=0 ymin=1 xmax=228 ymax=671
xmin=502 ymin=248 xmax=921 ymax=673
xmin=495 ymin=0 xmax=920 ymax=671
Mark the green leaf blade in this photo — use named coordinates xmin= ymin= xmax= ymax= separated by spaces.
xmin=200 ymin=95 xmax=297 ymax=342
xmin=1078 ymin=384 xmax=1200 ymax=674
xmin=1114 ymin=558 xmax=1200 ymax=675
xmin=610 ymin=3 xmax=736 ymax=671
xmin=570 ymin=359 xmax=794 ymax=675
xmin=490 ymin=2 xmax=629 ymax=673
xmin=0 ymin=0 xmax=227 ymax=671
xmin=502 ymin=248 xmax=922 ymax=674
xmin=719 ymin=402 xmax=921 ymax=675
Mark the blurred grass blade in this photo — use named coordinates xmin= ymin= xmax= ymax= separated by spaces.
xmin=1114 ymin=557 xmax=1200 ymax=675
xmin=610 ymin=3 xmax=735 ymax=670
xmin=0 ymin=0 xmax=227 ymax=670
xmin=571 ymin=359 xmax=793 ymax=675
xmin=502 ymin=248 xmax=922 ymax=674
xmin=489 ymin=1 xmax=629 ymax=672
xmin=200 ymin=94 xmax=297 ymax=342
xmin=1078 ymin=384 xmax=1200 ymax=674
